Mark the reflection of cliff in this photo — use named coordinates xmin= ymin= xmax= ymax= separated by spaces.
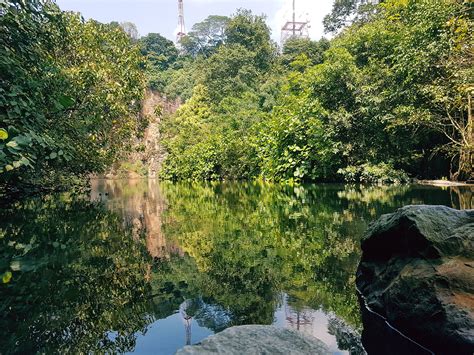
xmin=327 ymin=316 xmax=366 ymax=355
xmin=90 ymin=179 xmax=182 ymax=259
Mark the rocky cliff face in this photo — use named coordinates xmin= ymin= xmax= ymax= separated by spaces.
xmin=104 ymin=90 xmax=180 ymax=179
xmin=356 ymin=205 xmax=474 ymax=354
xmin=140 ymin=89 xmax=180 ymax=178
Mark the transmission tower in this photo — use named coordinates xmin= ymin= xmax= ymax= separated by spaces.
xmin=281 ymin=0 xmax=310 ymax=45
xmin=176 ymin=0 xmax=186 ymax=43
xmin=179 ymin=300 xmax=193 ymax=345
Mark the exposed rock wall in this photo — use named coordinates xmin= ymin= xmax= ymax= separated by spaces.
xmin=140 ymin=89 xmax=180 ymax=178
xmin=103 ymin=90 xmax=180 ymax=179
xmin=356 ymin=205 xmax=474 ymax=354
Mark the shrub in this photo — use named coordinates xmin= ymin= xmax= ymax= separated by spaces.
xmin=338 ymin=163 xmax=409 ymax=184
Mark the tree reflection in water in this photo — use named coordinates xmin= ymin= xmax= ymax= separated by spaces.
xmin=1 ymin=180 xmax=471 ymax=353
xmin=0 ymin=195 xmax=154 ymax=353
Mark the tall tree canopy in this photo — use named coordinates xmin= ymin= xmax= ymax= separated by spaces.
xmin=323 ymin=0 xmax=380 ymax=33
xmin=158 ymin=1 xmax=473 ymax=182
xmin=0 ymin=0 xmax=145 ymax=193
xmin=180 ymin=15 xmax=230 ymax=57
xmin=119 ymin=21 xmax=139 ymax=40
xmin=225 ymin=9 xmax=276 ymax=71
xmin=281 ymin=37 xmax=330 ymax=67
xmin=3 ymin=0 xmax=471 ymax=190
xmin=140 ymin=33 xmax=178 ymax=70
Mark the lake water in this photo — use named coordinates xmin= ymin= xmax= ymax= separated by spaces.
xmin=1 ymin=180 xmax=472 ymax=354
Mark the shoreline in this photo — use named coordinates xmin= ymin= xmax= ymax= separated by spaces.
xmin=90 ymin=176 xmax=474 ymax=187
xmin=414 ymin=180 xmax=474 ymax=187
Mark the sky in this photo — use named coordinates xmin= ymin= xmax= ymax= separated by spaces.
xmin=55 ymin=0 xmax=335 ymax=43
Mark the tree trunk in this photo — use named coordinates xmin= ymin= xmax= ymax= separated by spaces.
xmin=467 ymin=92 xmax=473 ymax=180
xmin=455 ymin=92 xmax=474 ymax=181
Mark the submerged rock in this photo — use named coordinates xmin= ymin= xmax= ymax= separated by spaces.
xmin=356 ymin=205 xmax=474 ymax=354
xmin=175 ymin=325 xmax=330 ymax=354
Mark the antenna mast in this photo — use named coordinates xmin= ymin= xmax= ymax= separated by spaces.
xmin=292 ymin=0 xmax=296 ymax=37
xmin=281 ymin=0 xmax=309 ymax=46
xmin=177 ymin=0 xmax=186 ymax=43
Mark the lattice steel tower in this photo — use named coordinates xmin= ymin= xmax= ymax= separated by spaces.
xmin=176 ymin=0 xmax=186 ymax=43
xmin=281 ymin=0 xmax=309 ymax=45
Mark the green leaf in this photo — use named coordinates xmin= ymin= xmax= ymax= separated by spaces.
xmin=2 ymin=271 xmax=12 ymax=284
xmin=50 ymin=152 xmax=57 ymax=159
xmin=14 ymin=135 xmax=32 ymax=146
xmin=10 ymin=261 xmax=21 ymax=271
xmin=19 ymin=157 xmax=30 ymax=166
xmin=6 ymin=141 xmax=18 ymax=148
xmin=58 ymin=95 xmax=75 ymax=109
xmin=0 ymin=129 xmax=7 ymax=141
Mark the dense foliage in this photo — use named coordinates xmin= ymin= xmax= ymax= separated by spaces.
xmin=2 ymin=0 xmax=472 ymax=193
xmin=181 ymin=15 xmax=230 ymax=57
xmin=160 ymin=182 xmax=366 ymax=328
xmin=152 ymin=1 xmax=473 ymax=183
xmin=0 ymin=0 xmax=145 ymax=195
xmin=0 ymin=196 xmax=153 ymax=353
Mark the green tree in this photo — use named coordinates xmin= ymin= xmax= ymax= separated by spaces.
xmin=161 ymin=82 xmax=264 ymax=180
xmin=140 ymin=33 xmax=178 ymax=70
xmin=0 ymin=1 xmax=145 ymax=194
xmin=281 ymin=37 xmax=330 ymax=67
xmin=120 ymin=21 xmax=139 ymax=40
xmin=161 ymin=58 xmax=203 ymax=100
xmin=181 ymin=15 xmax=230 ymax=57
xmin=159 ymin=2 xmax=472 ymax=183
xmin=225 ymin=9 xmax=276 ymax=71
xmin=267 ymin=0 xmax=471 ymax=182
xmin=201 ymin=44 xmax=260 ymax=103
xmin=382 ymin=0 xmax=473 ymax=180
xmin=323 ymin=0 xmax=380 ymax=33
xmin=258 ymin=63 xmax=340 ymax=182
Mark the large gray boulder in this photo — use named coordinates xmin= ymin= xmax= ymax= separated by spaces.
xmin=175 ymin=325 xmax=330 ymax=354
xmin=356 ymin=205 xmax=474 ymax=354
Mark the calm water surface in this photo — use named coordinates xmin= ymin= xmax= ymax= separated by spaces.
xmin=1 ymin=180 xmax=472 ymax=354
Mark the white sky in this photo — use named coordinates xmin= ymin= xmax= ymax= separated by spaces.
xmin=56 ymin=0 xmax=334 ymax=42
